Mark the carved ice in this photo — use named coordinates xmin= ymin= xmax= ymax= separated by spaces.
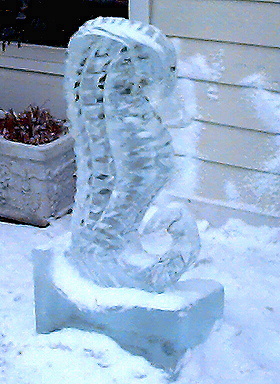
xmin=33 ymin=18 xmax=224 ymax=374
xmin=64 ymin=17 xmax=200 ymax=293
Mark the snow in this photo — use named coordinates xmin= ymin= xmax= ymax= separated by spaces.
xmin=1 ymin=215 xmax=279 ymax=383
xmin=50 ymin=240 xmax=201 ymax=311
xmin=172 ymin=40 xmax=225 ymax=103
xmin=242 ymin=73 xmax=280 ymax=135
xmin=238 ymin=73 xmax=280 ymax=212
xmin=224 ymin=181 xmax=241 ymax=202
xmin=174 ymin=50 xmax=225 ymax=83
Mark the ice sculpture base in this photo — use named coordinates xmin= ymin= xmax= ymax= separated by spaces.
xmin=33 ymin=242 xmax=224 ymax=373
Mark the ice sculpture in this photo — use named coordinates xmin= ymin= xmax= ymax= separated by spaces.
xmin=33 ymin=18 xmax=224 ymax=376
xmin=64 ymin=16 xmax=200 ymax=293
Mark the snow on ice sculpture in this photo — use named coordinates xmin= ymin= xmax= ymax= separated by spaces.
xmin=33 ymin=18 xmax=224 ymax=377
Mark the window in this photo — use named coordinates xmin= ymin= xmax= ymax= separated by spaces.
xmin=0 ymin=0 xmax=128 ymax=48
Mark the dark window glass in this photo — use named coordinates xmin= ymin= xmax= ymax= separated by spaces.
xmin=0 ymin=0 xmax=128 ymax=48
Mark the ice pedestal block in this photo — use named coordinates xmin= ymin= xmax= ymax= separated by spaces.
xmin=33 ymin=244 xmax=224 ymax=373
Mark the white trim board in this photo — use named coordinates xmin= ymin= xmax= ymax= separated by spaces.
xmin=129 ymin=0 xmax=151 ymax=23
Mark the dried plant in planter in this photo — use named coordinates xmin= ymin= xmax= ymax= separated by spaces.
xmin=0 ymin=105 xmax=75 ymax=226
xmin=0 ymin=106 xmax=68 ymax=145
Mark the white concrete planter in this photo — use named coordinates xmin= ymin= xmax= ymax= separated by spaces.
xmin=0 ymin=134 xmax=76 ymax=226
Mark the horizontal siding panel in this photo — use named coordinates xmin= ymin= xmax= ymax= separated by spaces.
xmin=194 ymin=160 xmax=280 ymax=217
xmin=178 ymin=78 xmax=280 ymax=133
xmin=170 ymin=122 xmax=280 ymax=174
xmin=0 ymin=68 xmax=66 ymax=119
xmin=217 ymin=0 xmax=280 ymax=3
xmin=189 ymin=199 xmax=280 ymax=228
xmin=151 ymin=0 xmax=280 ymax=47
xmin=171 ymin=158 xmax=280 ymax=217
xmin=165 ymin=156 xmax=279 ymax=217
xmin=170 ymin=37 xmax=280 ymax=92
xmin=241 ymin=0 xmax=280 ymax=3
xmin=0 ymin=43 xmax=65 ymax=63
xmin=0 ymin=56 xmax=64 ymax=75
xmin=0 ymin=43 xmax=65 ymax=75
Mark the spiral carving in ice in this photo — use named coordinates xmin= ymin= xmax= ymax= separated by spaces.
xmin=65 ymin=17 xmax=200 ymax=292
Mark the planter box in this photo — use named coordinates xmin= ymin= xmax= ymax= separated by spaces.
xmin=0 ymin=134 xmax=76 ymax=226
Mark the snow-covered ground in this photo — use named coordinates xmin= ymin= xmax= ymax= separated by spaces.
xmin=1 ymin=215 xmax=279 ymax=384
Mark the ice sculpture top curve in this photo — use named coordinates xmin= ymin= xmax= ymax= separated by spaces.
xmin=65 ymin=17 xmax=200 ymax=293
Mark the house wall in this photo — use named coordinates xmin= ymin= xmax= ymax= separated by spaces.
xmin=0 ymin=44 xmax=66 ymax=119
xmin=130 ymin=0 xmax=280 ymax=225
xmin=0 ymin=3 xmax=279 ymax=225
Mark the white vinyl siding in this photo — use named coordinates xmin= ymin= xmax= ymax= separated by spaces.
xmin=0 ymin=44 xmax=66 ymax=118
xmin=151 ymin=0 xmax=280 ymax=47
xmin=173 ymin=38 xmax=280 ymax=93
xmin=148 ymin=0 xmax=280 ymax=221
xmin=171 ymin=122 xmax=279 ymax=174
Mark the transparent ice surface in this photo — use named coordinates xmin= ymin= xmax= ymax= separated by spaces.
xmin=64 ymin=17 xmax=200 ymax=292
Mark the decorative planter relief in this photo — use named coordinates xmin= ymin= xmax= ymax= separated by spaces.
xmin=0 ymin=134 xmax=76 ymax=226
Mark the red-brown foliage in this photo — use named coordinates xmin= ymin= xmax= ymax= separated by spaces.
xmin=0 ymin=106 xmax=68 ymax=145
